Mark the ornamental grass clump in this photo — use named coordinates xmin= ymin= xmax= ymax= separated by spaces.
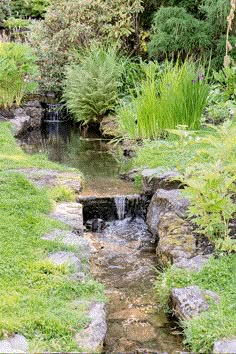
xmin=118 ymin=60 xmax=209 ymax=139
xmin=63 ymin=45 xmax=124 ymax=124
xmin=0 ymin=42 xmax=38 ymax=108
xmin=157 ymin=60 xmax=209 ymax=130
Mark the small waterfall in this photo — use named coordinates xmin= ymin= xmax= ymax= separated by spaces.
xmin=114 ymin=196 xmax=126 ymax=220
xmin=44 ymin=103 xmax=64 ymax=122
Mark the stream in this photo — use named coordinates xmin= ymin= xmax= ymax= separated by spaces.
xmin=20 ymin=119 xmax=183 ymax=352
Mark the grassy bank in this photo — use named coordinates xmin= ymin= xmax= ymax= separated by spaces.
xmin=155 ymin=255 xmax=236 ymax=352
xmin=0 ymin=122 xmax=104 ymax=351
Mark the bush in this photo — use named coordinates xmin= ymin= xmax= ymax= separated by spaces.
xmin=30 ymin=0 xmax=143 ymax=93
xmin=148 ymin=7 xmax=211 ymax=60
xmin=0 ymin=0 xmax=10 ymax=27
xmin=0 ymin=42 xmax=38 ymax=108
xmin=9 ymin=0 xmax=51 ymax=18
xmin=63 ymin=45 xmax=124 ymax=124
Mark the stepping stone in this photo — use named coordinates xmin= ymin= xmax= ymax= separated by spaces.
xmin=213 ymin=339 xmax=236 ymax=353
xmin=42 ymin=230 xmax=90 ymax=260
xmin=48 ymin=251 xmax=82 ymax=272
xmin=0 ymin=334 xmax=28 ymax=353
xmin=50 ymin=202 xmax=83 ymax=235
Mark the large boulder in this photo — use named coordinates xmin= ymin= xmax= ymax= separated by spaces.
xmin=142 ymin=168 xmax=182 ymax=195
xmin=147 ymin=189 xmax=196 ymax=265
xmin=171 ymin=285 xmax=220 ymax=321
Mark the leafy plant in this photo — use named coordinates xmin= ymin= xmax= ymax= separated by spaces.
xmin=63 ymin=45 xmax=124 ymax=124
xmin=0 ymin=42 xmax=38 ymax=108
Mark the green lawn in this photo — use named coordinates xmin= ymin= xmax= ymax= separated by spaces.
xmin=0 ymin=122 xmax=104 ymax=351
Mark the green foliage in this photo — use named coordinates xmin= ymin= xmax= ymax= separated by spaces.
xmin=9 ymin=0 xmax=51 ymax=18
xmin=155 ymin=255 xmax=236 ymax=352
xmin=63 ymin=45 xmax=124 ymax=124
xmin=47 ymin=186 xmax=76 ymax=202
xmin=148 ymin=7 xmax=211 ymax=60
xmin=180 ymin=122 xmax=236 ymax=249
xmin=30 ymin=0 xmax=143 ymax=92
xmin=118 ymin=60 xmax=209 ymax=139
xmin=118 ymin=62 xmax=160 ymax=139
xmin=3 ymin=17 xmax=30 ymax=29
xmin=0 ymin=42 xmax=38 ymax=108
xmin=0 ymin=0 xmax=10 ymax=26
xmin=157 ymin=60 xmax=209 ymax=130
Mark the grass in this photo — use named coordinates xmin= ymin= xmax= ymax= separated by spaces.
xmin=155 ymin=255 xmax=236 ymax=352
xmin=0 ymin=122 xmax=104 ymax=351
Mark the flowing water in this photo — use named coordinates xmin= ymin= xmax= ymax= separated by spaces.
xmin=20 ymin=119 xmax=183 ymax=352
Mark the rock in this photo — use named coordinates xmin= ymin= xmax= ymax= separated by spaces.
xmin=175 ymin=255 xmax=211 ymax=272
xmin=0 ymin=334 xmax=28 ymax=353
xmin=119 ymin=168 xmax=141 ymax=182
xmin=100 ymin=115 xmax=119 ymax=138
xmin=42 ymin=230 xmax=91 ymax=260
xmin=48 ymin=251 xmax=82 ymax=271
xmin=124 ymin=321 xmax=157 ymax=342
xmin=50 ymin=202 xmax=83 ymax=235
xmin=85 ymin=219 xmax=106 ymax=232
xmin=0 ymin=108 xmax=14 ymax=121
xmin=15 ymin=168 xmax=82 ymax=194
xmin=11 ymin=110 xmax=32 ymax=137
xmin=69 ymin=272 xmax=86 ymax=281
xmin=213 ymin=339 xmax=236 ymax=353
xmin=171 ymin=285 xmax=219 ymax=321
xmin=147 ymin=189 xmax=195 ymax=265
xmin=75 ymin=302 xmax=107 ymax=352
xmin=142 ymin=168 xmax=182 ymax=194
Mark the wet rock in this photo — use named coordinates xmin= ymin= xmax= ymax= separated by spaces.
xmin=48 ymin=251 xmax=82 ymax=271
xmin=147 ymin=189 xmax=195 ymax=265
xmin=15 ymin=168 xmax=82 ymax=194
xmin=86 ymin=218 xmax=106 ymax=232
xmin=0 ymin=334 xmax=28 ymax=353
xmin=100 ymin=114 xmax=119 ymax=138
xmin=10 ymin=100 xmax=43 ymax=137
xmin=120 ymin=168 xmax=141 ymax=182
xmin=75 ymin=302 xmax=107 ymax=352
xmin=50 ymin=202 xmax=83 ymax=234
xmin=213 ymin=339 xmax=236 ymax=353
xmin=142 ymin=168 xmax=182 ymax=194
xmin=171 ymin=285 xmax=219 ymax=321
xmin=0 ymin=108 xmax=14 ymax=121
xmin=175 ymin=255 xmax=211 ymax=272
xmin=42 ymin=230 xmax=90 ymax=260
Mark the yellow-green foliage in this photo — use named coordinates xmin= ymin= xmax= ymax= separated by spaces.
xmin=0 ymin=42 xmax=38 ymax=108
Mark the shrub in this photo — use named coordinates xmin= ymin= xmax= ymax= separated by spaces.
xmin=148 ymin=7 xmax=211 ymax=60
xmin=30 ymin=0 xmax=143 ymax=93
xmin=0 ymin=0 xmax=10 ymax=27
xmin=63 ymin=45 xmax=124 ymax=124
xmin=9 ymin=0 xmax=51 ymax=18
xmin=0 ymin=42 xmax=38 ymax=108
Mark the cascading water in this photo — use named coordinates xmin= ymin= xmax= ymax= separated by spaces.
xmin=114 ymin=196 xmax=126 ymax=220
xmin=44 ymin=103 xmax=64 ymax=122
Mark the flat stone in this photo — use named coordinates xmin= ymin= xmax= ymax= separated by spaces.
xmin=0 ymin=334 xmax=28 ymax=353
xmin=75 ymin=302 xmax=107 ymax=352
xmin=213 ymin=339 xmax=236 ymax=353
xmin=48 ymin=251 xmax=82 ymax=271
xmin=108 ymin=308 xmax=148 ymax=321
xmin=142 ymin=168 xmax=181 ymax=194
xmin=171 ymin=285 xmax=219 ymax=321
xmin=50 ymin=202 xmax=83 ymax=234
xmin=175 ymin=255 xmax=211 ymax=272
xmin=15 ymin=168 xmax=82 ymax=194
xmin=42 ymin=230 xmax=90 ymax=260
